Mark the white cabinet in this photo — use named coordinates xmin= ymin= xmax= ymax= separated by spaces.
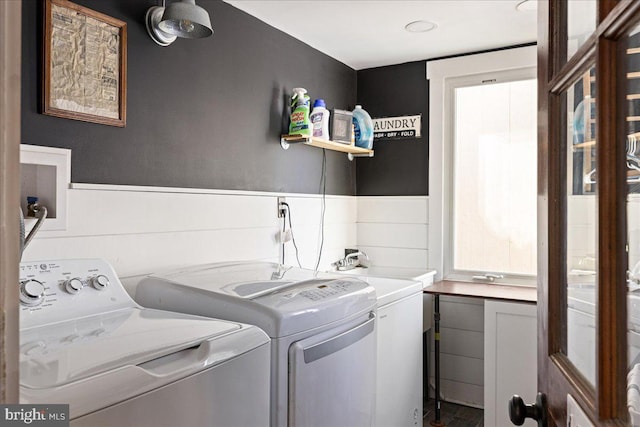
xmin=484 ymin=300 xmax=537 ymax=427
xmin=335 ymin=268 xmax=434 ymax=425
xmin=377 ymin=292 xmax=423 ymax=427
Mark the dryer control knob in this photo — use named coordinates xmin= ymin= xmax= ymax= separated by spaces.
xmin=91 ymin=275 xmax=109 ymax=290
xmin=64 ymin=278 xmax=84 ymax=295
xmin=20 ymin=280 xmax=46 ymax=306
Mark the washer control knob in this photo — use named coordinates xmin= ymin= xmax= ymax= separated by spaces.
xmin=21 ymin=341 xmax=46 ymax=356
xmin=91 ymin=275 xmax=109 ymax=290
xmin=20 ymin=280 xmax=46 ymax=306
xmin=64 ymin=278 xmax=84 ymax=295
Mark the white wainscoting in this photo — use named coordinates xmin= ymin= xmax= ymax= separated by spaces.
xmin=430 ymin=296 xmax=485 ymax=407
xmin=21 ymin=184 xmax=357 ymax=284
xmin=280 ymin=195 xmax=357 ymax=270
xmin=565 ymin=194 xmax=640 ymax=273
xmin=356 ymin=196 xmax=429 ymax=269
xmin=567 ymin=195 xmax=597 ymax=272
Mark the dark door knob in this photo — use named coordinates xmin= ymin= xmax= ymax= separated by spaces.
xmin=509 ymin=393 xmax=548 ymax=427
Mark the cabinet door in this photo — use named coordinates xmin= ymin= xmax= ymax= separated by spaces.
xmin=484 ymin=300 xmax=537 ymax=427
xmin=376 ymin=293 xmax=423 ymax=427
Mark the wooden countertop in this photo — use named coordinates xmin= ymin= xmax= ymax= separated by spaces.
xmin=423 ymin=280 xmax=537 ymax=304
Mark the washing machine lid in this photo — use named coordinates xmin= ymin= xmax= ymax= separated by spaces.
xmin=20 ymin=306 xmax=261 ymax=390
xmin=137 ymin=262 xmax=377 ymax=337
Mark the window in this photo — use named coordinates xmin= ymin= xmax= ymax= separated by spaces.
xmin=427 ymin=46 xmax=537 ymax=284
xmin=446 ymin=70 xmax=537 ymax=283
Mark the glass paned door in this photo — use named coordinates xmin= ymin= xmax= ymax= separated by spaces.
xmin=538 ymin=1 xmax=640 ymax=425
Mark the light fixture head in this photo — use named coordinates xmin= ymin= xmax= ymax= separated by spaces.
xmin=159 ymin=0 xmax=213 ymax=39
xmin=404 ymin=20 xmax=437 ymax=33
xmin=146 ymin=0 xmax=213 ymax=47
xmin=146 ymin=6 xmax=177 ymax=46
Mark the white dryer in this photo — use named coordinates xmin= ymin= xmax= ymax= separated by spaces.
xmin=19 ymin=259 xmax=270 ymax=427
xmin=135 ymin=261 xmax=377 ymax=427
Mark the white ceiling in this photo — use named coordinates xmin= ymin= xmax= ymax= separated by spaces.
xmin=224 ymin=0 xmax=537 ymax=70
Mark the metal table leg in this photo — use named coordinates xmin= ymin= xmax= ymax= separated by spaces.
xmin=423 ymin=331 xmax=428 ymax=399
xmin=430 ymin=294 xmax=444 ymax=427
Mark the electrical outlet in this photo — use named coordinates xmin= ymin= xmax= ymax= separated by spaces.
xmin=277 ymin=197 xmax=286 ymax=218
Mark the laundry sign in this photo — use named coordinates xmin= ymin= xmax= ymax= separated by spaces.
xmin=372 ymin=114 xmax=422 ymax=140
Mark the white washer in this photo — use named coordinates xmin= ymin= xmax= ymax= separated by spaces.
xmin=19 ymin=259 xmax=271 ymax=427
xmin=135 ymin=261 xmax=377 ymax=427
xmin=336 ymin=268 xmax=434 ymax=427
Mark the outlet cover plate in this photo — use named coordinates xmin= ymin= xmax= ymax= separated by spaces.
xmin=277 ymin=197 xmax=286 ymax=218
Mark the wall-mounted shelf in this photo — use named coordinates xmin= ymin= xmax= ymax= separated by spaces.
xmin=280 ymin=134 xmax=374 ymax=161
xmin=573 ymin=140 xmax=596 ymax=150
xmin=573 ymin=132 xmax=640 ymax=151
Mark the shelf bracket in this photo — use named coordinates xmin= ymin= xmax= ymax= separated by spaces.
xmin=280 ymin=135 xmax=310 ymax=150
xmin=348 ymin=152 xmax=375 ymax=161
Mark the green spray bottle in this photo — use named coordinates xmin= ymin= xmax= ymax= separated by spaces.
xmin=289 ymin=88 xmax=311 ymax=136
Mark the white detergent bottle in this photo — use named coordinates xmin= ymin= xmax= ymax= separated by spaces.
xmin=310 ymin=99 xmax=331 ymax=139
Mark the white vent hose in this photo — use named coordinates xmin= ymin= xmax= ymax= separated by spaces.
xmin=20 ymin=205 xmax=47 ymax=256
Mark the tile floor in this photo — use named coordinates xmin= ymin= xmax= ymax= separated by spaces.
xmin=423 ymin=398 xmax=484 ymax=427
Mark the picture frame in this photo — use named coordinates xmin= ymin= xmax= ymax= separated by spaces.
xmin=43 ymin=0 xmax=127 ymax=127
xmin=330 ymin=109 xmax=354 ymax=145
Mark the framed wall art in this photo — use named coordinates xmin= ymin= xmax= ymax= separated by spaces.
xmin=43 ymin=0 xmax=127 ymax=127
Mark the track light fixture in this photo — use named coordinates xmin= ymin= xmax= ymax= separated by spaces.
xmin=146 ymin=0 xmax=213 ymax=47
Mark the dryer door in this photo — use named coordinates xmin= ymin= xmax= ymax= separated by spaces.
xmin=288 ymin=312 xmax=376 ymax=427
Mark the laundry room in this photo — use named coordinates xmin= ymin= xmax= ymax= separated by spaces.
xmin=4 ymin=1 xmax=640 ymax=426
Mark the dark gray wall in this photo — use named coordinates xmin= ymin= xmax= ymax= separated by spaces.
xmin=355 ymin=61 xmax=429 ymax=196
xmin=22 ymin=0 xmax=357 ymax=194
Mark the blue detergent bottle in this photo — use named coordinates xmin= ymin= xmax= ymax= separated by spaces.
xmin=352 ymin=105 xmax=374 ymax=149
